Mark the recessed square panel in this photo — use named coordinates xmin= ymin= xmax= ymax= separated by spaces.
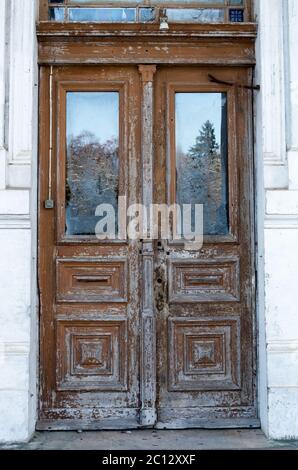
xmin=186 ymin=335 xmax=225 ymax=374
xmin=168 ymin=317 xmax=240 ymax=391
xmin=57 ymin=320 xmax=127 ymax=391
xmin=72 ymin=335 xmax=112 ymax=376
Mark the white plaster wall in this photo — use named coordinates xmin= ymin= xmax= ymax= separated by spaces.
xmin=255 ymin=0 xmax=298 ymax=439
xmin=0 ymin=0 xmax=38 ymax=443
xmin=254 ymin=3 xmax=268 ymax=434
xmin=0 ymin=228 xmax=32 ymax=442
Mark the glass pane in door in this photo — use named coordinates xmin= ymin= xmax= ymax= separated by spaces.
xmin=66 ymin=92 xmax=119 ymax=236
xmin=175 ymin=92 xmax=228 ymax=235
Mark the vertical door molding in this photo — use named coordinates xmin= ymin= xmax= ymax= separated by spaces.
xmin=287 ymin=0 xmax=298 ymax=189
xmin=0 ymin=0 xmax=8 ymax=189
xmin=138 ymin=65 xmax=157 ymax=426
xmin=258 ymin=0 xmax=288 ymax=188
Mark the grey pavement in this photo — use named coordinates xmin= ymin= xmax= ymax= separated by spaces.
xmin=1 ymin=429 xmax=298 ymax=450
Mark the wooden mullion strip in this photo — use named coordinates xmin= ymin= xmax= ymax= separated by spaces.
xmin=246 ymin=0 xmax=253 ymax=22
xmin=39 ymin=0 xmax=49 ymax=21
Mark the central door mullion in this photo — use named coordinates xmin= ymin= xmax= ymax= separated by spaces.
xmin=138 ymin=65 xmax=157 ymax=426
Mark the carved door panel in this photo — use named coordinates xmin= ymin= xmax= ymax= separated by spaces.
xmin=154 ymin=66 xmax=258 ymax=428
xmin=38 ymin=66 xmax=142 ymax=429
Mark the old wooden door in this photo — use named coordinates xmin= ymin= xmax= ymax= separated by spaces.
xmin=39 ymin=64 xmax=257 ymax=429
xmin=39 ymin=65 xmax=143 ymax=429
xmin=153 ymin=66 xmax=257 ymax=428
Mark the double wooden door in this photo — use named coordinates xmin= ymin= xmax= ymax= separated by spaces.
xmin=38 ymin=64 xmax=257 ymax=429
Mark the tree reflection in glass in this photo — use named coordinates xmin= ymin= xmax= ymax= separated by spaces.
xmin=66 ymin=92 xmax=119 ymax=236
xmin=175 ymin=92 xmax=228 ymax=235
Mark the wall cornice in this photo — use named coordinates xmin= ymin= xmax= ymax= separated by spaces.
xmin=267 ymin=340 xmax=298 ymax=354
xmin=0 ymin=215 xmax=31 ymax=230
xmin=265 ymin=214 xmax=298 ymax=229
xmin=37 ymin=22 xmax=258 ymax=40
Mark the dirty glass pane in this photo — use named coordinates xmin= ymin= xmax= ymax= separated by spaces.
xmin=49 ymin=1 xmax=248 ymax=23
xmin=167 ymin=9 xmax=224 ymax=23
xmin=69 ymin=0 xmax=141 ymax=3
xmin=49 ymin=7 xmax=65 ymax=21
xmin=175 ymin=93 xmax=228 ymax=235
xmin=139 ymin=8 xmax=156 ymax=22
xmin=68 ymin=1 xmax=224 ymax=3
xmin=229 ymin=9 xmax=244 ymax=22
xmin=68 ymin=8 xmax=136 ymax=22
xmin=66 ymin=92 xmax=119 ymax=236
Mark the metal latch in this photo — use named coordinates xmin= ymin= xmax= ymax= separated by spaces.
xmin=44 ymin=199 xmax=54 ymax=209
xmin=208 ymin=74 xmax=260 ymax=91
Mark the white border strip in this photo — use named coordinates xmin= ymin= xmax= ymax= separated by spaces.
xmin=265 ymin=214 xmax=298 ymax=229
xmin=0 ymin=215 xmax=31 ymax=229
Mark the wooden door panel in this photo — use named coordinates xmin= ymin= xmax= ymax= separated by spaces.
xmin=154 ymin=66 xmax=257 ymax=428
xmin=38 ymin=65 xmax=141 ymax=429
xmin=168 ymin=317 xmax=241 ymax=392
xmin=56 ymin=320 xmax=128 ymax=392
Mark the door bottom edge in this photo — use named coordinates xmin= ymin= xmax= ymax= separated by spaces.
xmin=36 ymin=419 xmax=142 ymax=432
xmin=36 ymin=418 xmax=260 ymax=432
xmin=155 ymin=418 xmax=260 ymax=430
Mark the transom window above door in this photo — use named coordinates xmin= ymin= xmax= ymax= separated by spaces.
xmin=42 ymin=1 xmax=252 ymax=23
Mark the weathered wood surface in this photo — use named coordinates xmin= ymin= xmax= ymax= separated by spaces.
xmin=37 ymin=24 xmax=256 ymax=66
xmin=38 ymin=65 xmax=142 ymax=429
xmin=138 ymin=65 xmax=157 ymax=426
xmin=154 ymin=66 xmax=257 ymax=427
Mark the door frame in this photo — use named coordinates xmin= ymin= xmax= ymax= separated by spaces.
xmin=37 ymin=22 xmax=258 ymax=429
